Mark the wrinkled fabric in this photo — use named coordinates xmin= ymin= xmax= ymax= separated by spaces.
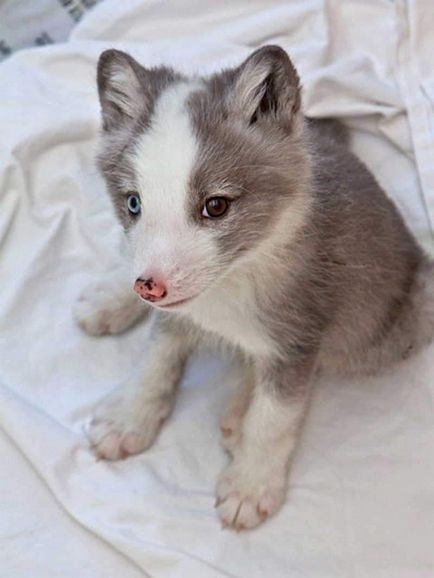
xmin=0 ymin=0 xmax=102 ymax=60
xmin=1 ymin=1 xmax=433 ymax=577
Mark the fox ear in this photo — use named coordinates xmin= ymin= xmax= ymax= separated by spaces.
xmin=229 ymin=45 xmax=301 ymax=126
xmin=97 ymin=49 xmax=147 ymax=130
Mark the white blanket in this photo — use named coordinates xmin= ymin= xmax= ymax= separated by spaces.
xmin=1 ymin=1 xmax=433 ymax=577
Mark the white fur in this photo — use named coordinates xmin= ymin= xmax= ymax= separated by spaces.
xmin=74 ymin=267 xmax=148 ymax=335
xmin=185 ymin=273 xmax=275 ymax=357
xmin=89 ymin=381 xmax=173 ymax=460
xmin=216 ymin=386 xmax=305 ymax=530
xmin=128 ymin=81 xmax=219 ymax=302
xmin=132 ymin=82 xmax=198 ymax=227
xmin=88 ymin=316 xmax=182 ymax=459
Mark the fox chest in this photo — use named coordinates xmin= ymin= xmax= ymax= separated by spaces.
xmin=185 ymin=285 xmax=275 ymax=358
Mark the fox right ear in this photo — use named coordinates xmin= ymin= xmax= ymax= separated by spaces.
xmin=229 ymin=45 xmax=301 ymax=128
xmin=97 ymin=50 xmax=147 ymax=130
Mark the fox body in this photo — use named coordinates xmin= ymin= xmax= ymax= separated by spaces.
xmin=75 ymin=46 xmax=434 ymax=530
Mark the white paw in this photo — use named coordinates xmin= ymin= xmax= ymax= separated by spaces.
xmin=88 ymin=385 xmax=174 ymax=460
xmin=74 ymin=281 xmax=147 ymax=336
xmin=215 ymin=460 xmax=287 ymax=530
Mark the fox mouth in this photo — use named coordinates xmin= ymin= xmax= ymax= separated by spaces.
xmin=135 ymin=287 xmax=203 ymax=310
xmin=155 ymin=295 xmax=196 ymax=309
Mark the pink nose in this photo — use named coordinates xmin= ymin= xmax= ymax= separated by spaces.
xmin=134 ymin=277 xmax=167 ymax=302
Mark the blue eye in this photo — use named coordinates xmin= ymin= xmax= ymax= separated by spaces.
xmin=127 ymin=194 xmax=141 ymax=215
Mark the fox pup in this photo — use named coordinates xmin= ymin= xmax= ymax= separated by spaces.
xmin=75 ymin=46 xmax=434 ymax=530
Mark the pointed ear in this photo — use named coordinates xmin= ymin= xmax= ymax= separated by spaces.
xmin=97 ymin=49 xmax=147 ymax=131
xmin=230 ymin=45 xmax=301 ymax=126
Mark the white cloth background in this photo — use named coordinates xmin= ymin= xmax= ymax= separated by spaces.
xmin=1 ymin=1 xmax=433 ymax=577
xmin=0 ymin=0 xmax=101 ymax=60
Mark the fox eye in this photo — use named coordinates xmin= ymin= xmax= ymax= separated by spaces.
xmin=127 ymin=193 xmax=141 ymax=215
xmin=202 ymin=197 xmax=230 ymax=219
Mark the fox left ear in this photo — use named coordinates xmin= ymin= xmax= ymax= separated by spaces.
xmin=97 ymin=49 xmax=147 ymax=131
xmin=229 ymin=45 xmax=301 ymax=126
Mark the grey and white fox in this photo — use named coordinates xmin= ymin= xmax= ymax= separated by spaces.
xmin=75 ymin=46 xmax=434 ymax=530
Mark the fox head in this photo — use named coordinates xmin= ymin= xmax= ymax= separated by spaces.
xmin=97 ymin=46 xmax=311 ymax=310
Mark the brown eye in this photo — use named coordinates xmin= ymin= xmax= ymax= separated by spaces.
xmin=202 ymin=197 xmax=229 ymax=219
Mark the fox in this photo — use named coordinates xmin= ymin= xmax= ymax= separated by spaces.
xmin=74 ymin=46 xmax=434 ymax=531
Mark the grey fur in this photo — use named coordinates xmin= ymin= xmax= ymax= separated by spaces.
xmin=89 ymin=46 xmax=434 ymax=528
xmin=183 ymin=48 xmax=432 ymax=377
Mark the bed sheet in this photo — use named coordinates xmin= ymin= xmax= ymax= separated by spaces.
xmin=1 ymin=1 xmax=433 ymax=577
